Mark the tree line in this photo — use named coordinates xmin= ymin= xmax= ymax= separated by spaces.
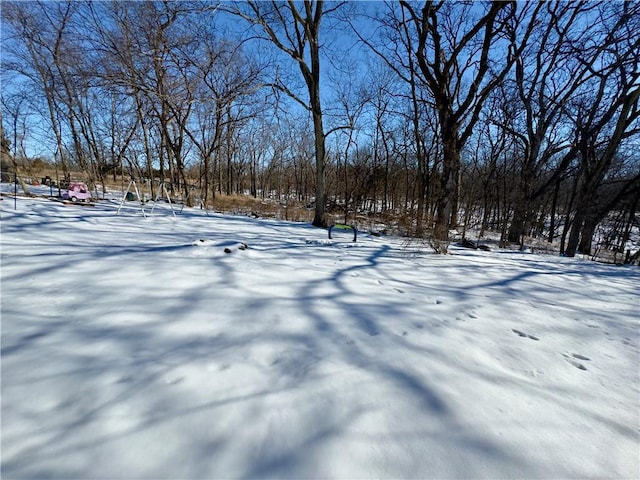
xmin=2 ymin=1 xmax=639 ymax=256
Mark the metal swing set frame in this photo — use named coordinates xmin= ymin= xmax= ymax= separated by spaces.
xmin=116 ymin=177 xmax=176 ymax=218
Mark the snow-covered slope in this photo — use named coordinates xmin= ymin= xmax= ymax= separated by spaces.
xmin=2 ymin=194 xmax=638 ymax=479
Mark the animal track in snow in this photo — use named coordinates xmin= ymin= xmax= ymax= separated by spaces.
xmin=457 ymin=310 xmax=478 ymax=321
xmin=571 ymin=353 xmax=591 ymax=361
xmin=512 ymin=329 xmax=539 ymax=341
xmin=562 ymin=353 xmax=590 ymax=371
xmin=564 ymin=358 xmax=587 ymax=371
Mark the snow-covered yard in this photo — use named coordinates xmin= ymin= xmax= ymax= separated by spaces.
xmin=1 ymin=193 xmax=638 ymax=479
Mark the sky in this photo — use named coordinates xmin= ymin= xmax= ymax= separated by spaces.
xmin=0 ymin=1 xmax=384 ymax=161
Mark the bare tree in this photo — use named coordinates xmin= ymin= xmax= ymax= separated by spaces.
xmin=185 ymin=30 xmax=262 ymax=202
xmin=358 ymin=1 xmax=533 ymax=248
xmin=352 ymin=6 xmax=434 ymax=236
xmin=562 ymin=6 xmax=640 ymax=257
xmin=499 ymin=2 xmax=626 ymax=246
xmin=0 ymin=108 xmax=31 ymax=195
xmin=2 ymin=1 xmax=77 ymax=182
xmin=364 ymin=66 xmax=400 ymax=214
xmin=403 ymin=1 xmax=535 ymax=245
xmin=226 ymin=1 xmax=345 ymax=228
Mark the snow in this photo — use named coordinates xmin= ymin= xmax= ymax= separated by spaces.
xmin=1 ymin=191 xmax=639 ymax=479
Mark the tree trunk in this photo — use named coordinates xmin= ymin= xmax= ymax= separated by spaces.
xmin=578 ymin=214 xmax=597 ymax=256
xmin=434 ymin=134 xmax=459 ymax=242
xmin=548 ymin=179 xmax=561 ymax=243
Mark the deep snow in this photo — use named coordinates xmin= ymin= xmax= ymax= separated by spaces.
xmin=1 ymin=191 xmax=639 ymax=479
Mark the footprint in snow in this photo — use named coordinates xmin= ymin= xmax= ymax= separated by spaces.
xmin=394 ymin=287 xmax=405 ymax=293
xmin=562 ymin=353 xmax=590 ymax=371
xmin=525 ymin=369 xmax=544 ymax=378
xmin=512 ymin=329 xmax=539 ymax=341
xmin=564 ymin=358 xmax=587 ymax=371
xmin=457 ymin=310 xmax=478 ymax=321
xmin=571 ymin=353 xmax=591 ymax=361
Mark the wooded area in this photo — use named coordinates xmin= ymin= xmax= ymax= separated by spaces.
xmin=2 ymin=1 xmax=639 ymax=256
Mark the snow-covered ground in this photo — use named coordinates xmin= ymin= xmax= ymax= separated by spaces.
xmin=1 ymin=190 xmax=639 ymax=479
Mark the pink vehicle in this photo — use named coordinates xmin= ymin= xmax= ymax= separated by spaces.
xmin=62 ymin=182 xmax=91 ymax=202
